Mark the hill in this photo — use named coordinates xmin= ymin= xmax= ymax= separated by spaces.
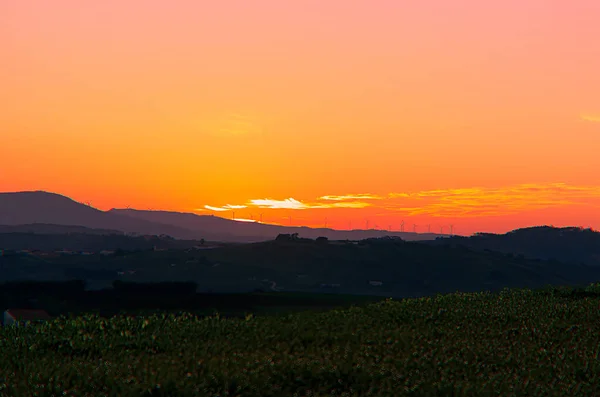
xmin=3 ymin=285 xmax=600 ymax=396
xmin=0 ymin=191 xmax=198 ymax=239
xmin=109 ymin=208 xmax=443 ymax=242
xmin=425 ymin=226 xmax=600 ymax=266
xmin=2 ymin=236 xmax=598 ymax=297
xmin=0 ymin=190 xmax=444 ymax=242
xmin=0 ymin=223 xmax=122 ymax=235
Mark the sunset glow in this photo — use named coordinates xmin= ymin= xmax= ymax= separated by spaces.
xmin=2 ymin=1 xmax=600 ymax=235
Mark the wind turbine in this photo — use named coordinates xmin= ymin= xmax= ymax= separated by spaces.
xmin=260 ymin=213 xmax=263 ymax=223
xmin=324 ymin=217 xmax=328 ymax=228
xmin=232 ymin=211 xmax=235 ymax=220
xmin=413 ymin=224 xmax=417 ymax=233
xmin=450 ymin=224 xmax=454 ymax=236
xmin=125 ymin=205 xmax=131 ymax=209
xmin=400 ymin=220 xmax=405 ymax=232
xmin=366 ymin=220 xmax=369 ymax=230
xmin=427 ymin=224 xmax=431 ymax=233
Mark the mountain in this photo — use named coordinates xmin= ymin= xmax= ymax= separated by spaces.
xmin=0 ymin=224 xmax=121 ymax=235
xmin=0 ymin=191 xmax=442 ymax=243
xmin=0 ymin=191 xmax=196 ymax=239
xmin=424 ymin=226 xmax=600 ymax=266
xmin=108 ymin=209 xmax=443 ymax=242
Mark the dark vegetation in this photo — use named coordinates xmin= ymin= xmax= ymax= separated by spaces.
xmin=0 ymin=232 xmax=206 ymax=252
xmin=0 ymin=280 xmax=384 ymax=320
xmin=2 ymin=226 xmax=600 ymax=395
xmin=2 ymin=285 xmax=600 ymax=396
xmin=2 ymin=228 xmax=600 ymax=298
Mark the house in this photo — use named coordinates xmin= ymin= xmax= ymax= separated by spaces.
xmin=3 ymin=309 xmax=52 ymax=327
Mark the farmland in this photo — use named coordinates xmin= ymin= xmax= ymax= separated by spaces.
xmin=2 ymin=284 xmax=600 ymax=396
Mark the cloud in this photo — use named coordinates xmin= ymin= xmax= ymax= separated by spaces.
xmin=217 ymin=112 xmax=263 ymax=136
xmin=319 ymin=194 xmax=383 ymax=201
xmin=204 ymin=205 xmax=229 ymax=212
xmin=580 ymin=114 xmax=600 ymax=122
xmin=200 ymin=183 xmax=600 ymax=219
xmin=384 ymin=183 xmax=600 ymax=217
xmin=248 ymin=198 xmax=372 ymax=209
xmin=204 ymin=204 xmax=247 ymax=212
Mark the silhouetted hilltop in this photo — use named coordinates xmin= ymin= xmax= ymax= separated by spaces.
xmin=109 ymin=208 xmax=443 ymax=242
xmin=0 ymin=191 xmax=195 ymax=239
xmin=0 ymin=191 xmax=443 ymax=243
xmin=424 ymin=226 xmax=600 ymax=266
xmin=2 ymin=235 xmax=598 ymax=298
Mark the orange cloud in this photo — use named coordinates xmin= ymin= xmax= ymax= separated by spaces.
xmin=385 ymin=183 xmax=600 ymax=217
xmin=319 ymin=194 xmax=383 ymax=201
xmin=248 ymin=198 xmax=371 ymax=209
xmin=580 ymin=114 xmax=600 ymax=122
xmin=204 ymin=204 xmax=247 ymax=212
xmin=198 ymin=183 xmax=600 ymax=220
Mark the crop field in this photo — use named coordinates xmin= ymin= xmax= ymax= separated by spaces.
xmin=2 ymin=285 xmax=600 ymax=396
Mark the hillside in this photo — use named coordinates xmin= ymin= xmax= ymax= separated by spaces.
xmin=0 ymin=191 xmax=443 ymax=243
xmin=0 ymin=191 xmax=197 ymax=239
xmin=109 ymin=208 xmax=444 ymax=242
xmin=2 ymin=237 xmax=598 ymax=297
xmin=3 ymin=285 xmax=600 ymax=396
xmin=0 ymin=223 xmax=122 ymax=235
xmin=425 ymin=226 xmax=600 ymax=266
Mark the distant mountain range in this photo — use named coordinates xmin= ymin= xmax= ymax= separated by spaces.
xmin=0 ymin=191 xmax=444 ymax=243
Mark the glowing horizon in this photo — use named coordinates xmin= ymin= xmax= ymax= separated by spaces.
xmin=2 ymin=1 xmax=599 ymax=235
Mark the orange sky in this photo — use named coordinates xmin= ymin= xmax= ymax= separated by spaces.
xmin=1 ymin=1 xmax=599 ymax=235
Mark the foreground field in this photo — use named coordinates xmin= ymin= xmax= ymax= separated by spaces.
xmin=2 ymin=286 xmax=600 ymax=396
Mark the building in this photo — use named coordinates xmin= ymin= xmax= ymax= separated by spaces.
xmin=3 ymin=309 xmax=52 ymax=327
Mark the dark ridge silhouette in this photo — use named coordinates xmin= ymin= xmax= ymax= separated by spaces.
xmin=109 ymin=208 xmax=443 ymax=242
xmin=0 ymin=190 xmax=445 ymax=242
xmin=0 ymin=223 xmax=121 ymax=235
xmin=0 ymin=191 xmax=196 ymax=239
xmin=423 ymin=226 xmax=600 ymax=266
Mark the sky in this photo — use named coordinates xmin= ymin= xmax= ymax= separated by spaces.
xmin=1 ymin=0 xmax=599 ymax=235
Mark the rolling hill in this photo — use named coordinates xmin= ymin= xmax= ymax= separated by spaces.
xmin=424 ymin=226 xmax=600 ymax=266
xmin=0 ymin=191 xmax=196 ymax=239
xmin=0 ymin=191 xmax=444 ymax=242
xmin=109 ymin=208 xmax=443 ymax=242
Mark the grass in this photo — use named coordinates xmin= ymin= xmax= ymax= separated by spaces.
xmin=2 ymin=285 xmax=600 ymax=396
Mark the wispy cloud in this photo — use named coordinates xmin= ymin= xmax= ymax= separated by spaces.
xmin=384 ymin=183 xmax=600 ymax=217
xmin=319 ymin=194 xmax=383 ymax=201
xmin=199 ymin=183 xmax=600 ymax=219
xmin=580 ymin=114 xmax=600 ymax=122
xmin=246 ymin=198 xmax=371 ymax=209
xmin=248 ymin=198 xmax=308 ymax=209
xmin=204 ymin=204 xmax=247 ymax=212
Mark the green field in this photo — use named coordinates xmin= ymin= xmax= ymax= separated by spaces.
xmin=2 ymin=285 xmax=600 ymax=396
